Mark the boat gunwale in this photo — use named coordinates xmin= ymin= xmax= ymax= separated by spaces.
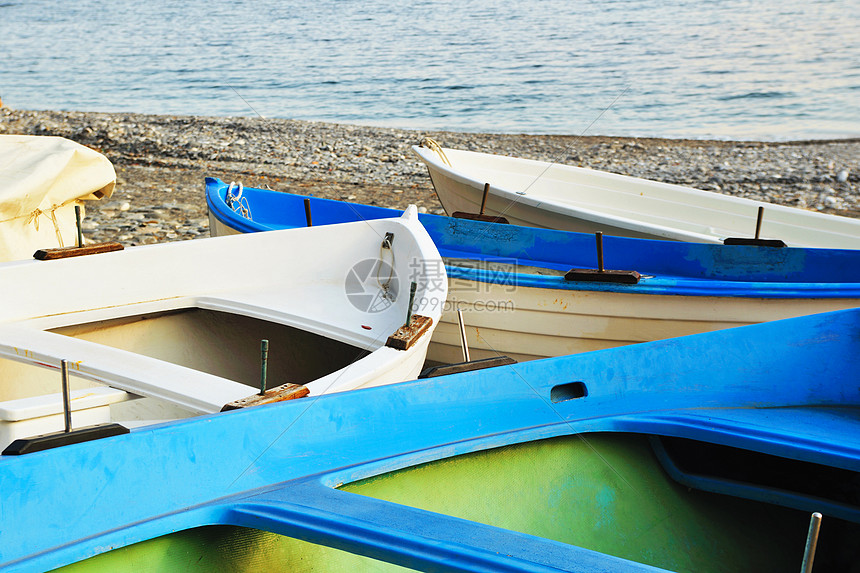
xmin=414 ymin=145 xmax=860 ymax=226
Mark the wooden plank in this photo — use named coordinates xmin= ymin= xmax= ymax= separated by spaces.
xmin=221 ymin=383 xmax=310 ymax=411
xmin=34 ymin=242 xmax=124 ymax=260
xmin=564 ymin=268 xmax=641 ymax=284
xmin=452 ymin=212 xmax=510 ymax=224
xmin=385 ymin=315 xmax=433 ymax=351
xmin=723 ymin=238 xmax=787 ymax=248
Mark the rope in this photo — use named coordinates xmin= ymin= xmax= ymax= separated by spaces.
xmin=377 ymin=237 xmax=396 ymax=302
xmin=225 ymin=181 xmax=252 ymax=220
xmin=24 ymin=206 xmax=65 ymax=247
xmin=418 ymin=137 xmax=452 ymax=167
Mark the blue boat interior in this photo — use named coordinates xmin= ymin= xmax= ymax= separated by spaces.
xmin=2 ymin=307 xmax=859 ymax=571
xmin=205 ymin=177 xmax=860 ymax=298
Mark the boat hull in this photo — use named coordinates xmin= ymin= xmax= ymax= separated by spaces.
xmin=429 ymin=275 xmax=859 ymax=363
xmin=413 ymin=144 xmax=860 ymax=248
xmin=208 ymin=210 xmax=243 ymax=237
xmin=421 ymin=156 xmax=668 ymax=240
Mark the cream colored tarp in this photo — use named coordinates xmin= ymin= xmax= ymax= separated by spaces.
xmin=0 ymin=135 xmax=115 ymax=261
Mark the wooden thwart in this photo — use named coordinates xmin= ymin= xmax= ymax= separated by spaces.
xmin=221 ymin=383 xmax=310 ymax=411
xmin=386 ymin=315 xmax=433 ymax=351
xmin=34 ymin=242 xmax=124 ymax=260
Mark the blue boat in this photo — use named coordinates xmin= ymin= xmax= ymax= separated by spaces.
xmin=206 ymin=177 xmax=860 ymax=363
xmin=1 ymin=308 xmax=858 ymax=572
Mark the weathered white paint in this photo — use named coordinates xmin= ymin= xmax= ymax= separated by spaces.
xmin=427 ymin=275 xmax=857 ymax=364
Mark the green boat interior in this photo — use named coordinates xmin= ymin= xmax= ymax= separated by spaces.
xmin=52 ymin=433 xmax=860 ymax=572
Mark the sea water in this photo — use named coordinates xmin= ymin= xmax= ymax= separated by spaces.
xmin=1 ymin=0 xmax=858 ymax=140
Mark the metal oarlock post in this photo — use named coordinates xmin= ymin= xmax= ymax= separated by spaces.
xmin=304 ymin=198 xmax=312 ymax=227
xmin=451 ymin=181 xmax=509 ymax=224
xmin=723 ymin=205 xmax=785 ymax=247
xmin=1 ymin=358 xmax=131 ymax=455
xmin=406 ymin=282 xmax=417 ymax=326
xmin=74 ymin=205 xmax=83 ymax=248
xmin=563 ymin=231 xmax=640 ymax=284
xmin=755 ymin=206 xmax=764 ymax=240
xmin=595 ymin=231 xmax=605 ymax=272
xmin=457 ymin=309 xmax=471 ymax=363
xmin=800 ymin=512 xmax=822 ymax=573
xmin=479 ymin=182 xmax=490 ymax=215
xmin=61 ymin=359 xmax=72 ymax=433
xmin=259 ymin=339 xmax=269 ymax=395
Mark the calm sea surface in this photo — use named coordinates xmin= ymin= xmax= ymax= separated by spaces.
xmin=2 ymin=0 xmax=858 ymax=140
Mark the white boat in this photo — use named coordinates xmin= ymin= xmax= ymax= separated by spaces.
xmin=0 ymin=206 xmax=445 ymax=450
xmin=412 ymin=140 xmax=860 ymax=249
xmin=0 ymin=135 xmax=116 ymax=261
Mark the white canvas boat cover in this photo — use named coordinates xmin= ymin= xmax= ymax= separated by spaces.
xmin=0 ymin=135 xmax=115 ymax=261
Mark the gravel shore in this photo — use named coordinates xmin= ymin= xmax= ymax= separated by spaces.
xmin=1 ymin=107 xmax=857 ymax=246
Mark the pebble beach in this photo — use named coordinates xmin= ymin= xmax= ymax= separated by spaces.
xmin=1 ymin=107 xmax=857 ymax=246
